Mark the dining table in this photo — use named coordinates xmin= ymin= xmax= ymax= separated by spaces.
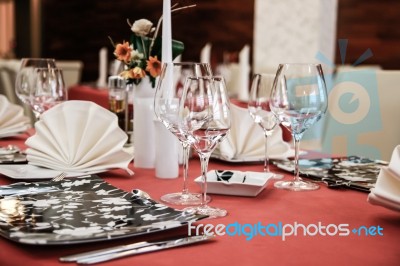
xmin=0 ymin=129 xmax=399 ymax=266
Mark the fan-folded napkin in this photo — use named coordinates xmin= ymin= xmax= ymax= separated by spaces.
xmin=0 ymin=95 xmax=31 ymax=137
xmin=213 ymin=104 xmax=290 ymax=160
xmin=25 ymin=101 xmax=133 ymax=173
xmin=368 ymin=145 xmax=400 ymax=212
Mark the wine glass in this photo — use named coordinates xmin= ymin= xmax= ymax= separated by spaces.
xmin=180 ymin=76 xmax=231 ymax=217
xmin=29 ymin=68 xmax=67 ymax=116
xmin=154 ymin=62 xmax=213 ymax=205
xmin=269 ymin=63 xmax=328 ymax=191
xmin=248 ymin=73 xmax=283 ymax=177
xmin=15 ymin=58 xmax=57 ymax=119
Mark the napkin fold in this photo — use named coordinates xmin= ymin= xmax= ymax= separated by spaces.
xmin=25 ymin=101 xmax=133 ymax=174
xmin=368 ymin=145 xmax=400 ymax=212
xmin=213 ymin=104 xmax=290 ymax=161
xmin=0 ymin=95 xmax=31 ymax=137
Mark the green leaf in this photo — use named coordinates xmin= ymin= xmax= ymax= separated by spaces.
xmin=172 ymin=40 xmax=184 ymax=60
xmin=131 ymin=34 xmax=151 ymax=58
xmin=149 ymin=37 xmax=184 ymax=61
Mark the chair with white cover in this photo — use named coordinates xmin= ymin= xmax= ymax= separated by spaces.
xmin=318 ymin=69 xmax=400 ymax=161
xmin=0 ymin=59 xmax=34 ymax=124
xmin=56 ymin=60 xmax=84 ymax=88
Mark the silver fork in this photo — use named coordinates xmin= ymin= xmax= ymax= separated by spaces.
xmin=51 ymin=172 xmax=67 ymax=182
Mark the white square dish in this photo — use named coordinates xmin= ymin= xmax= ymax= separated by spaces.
xmin=194 ymin=170 xmax=278 ymax=197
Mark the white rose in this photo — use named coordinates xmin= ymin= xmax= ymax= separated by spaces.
xmin=131 ymin=19 xmax=155 ymax=37
xmin=130 ymin=49 xmax=144 ymax=62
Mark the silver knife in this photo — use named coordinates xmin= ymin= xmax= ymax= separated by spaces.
xmin=60 ymin=235 xmax=215 ymax=264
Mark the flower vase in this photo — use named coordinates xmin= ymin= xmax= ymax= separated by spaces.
xmin=132 ymin=78 xmax=179 ymax=177
xmin=133 ymin=79 xmax=157 ymax=168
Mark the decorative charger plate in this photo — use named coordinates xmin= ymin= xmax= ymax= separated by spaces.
xmin=0 ymin=175 xmax=206 ymax=245
xmin=0 ymin=164 xmax=107 ymax=179
xmin=274 ymin=156 xmax=388 ymax=192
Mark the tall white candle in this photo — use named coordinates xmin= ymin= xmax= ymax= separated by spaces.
xmin=155 ymin=0 xmax=178 ymax=178
xmin=162 ymin=0 xmax=172 ymax=63
xmin=97 ymin=47 xmax=108 ymax=88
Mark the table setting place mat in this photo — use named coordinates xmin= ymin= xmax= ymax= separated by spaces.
xmin=0 ymin=175 xmax=207 ymax=245
xmin=274 ymin=156 xmax=388 ymax=192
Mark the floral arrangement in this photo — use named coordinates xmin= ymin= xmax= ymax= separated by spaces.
xmin=111 ymin=4 xmax=195 ymax=88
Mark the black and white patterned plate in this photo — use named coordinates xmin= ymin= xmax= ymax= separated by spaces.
xmin=0 ymin=176 xmax=206 ymax=245
xmin=274 ymin=156 xmax=388 ymax=192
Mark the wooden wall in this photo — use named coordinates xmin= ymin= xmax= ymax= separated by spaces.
xmin=336 ymin=0 xmax=400 ymax=69
xmin=35 ymin=0 xmax=400 ymax=82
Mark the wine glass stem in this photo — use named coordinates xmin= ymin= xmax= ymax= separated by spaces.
xmin=264 ymin=133 xmax=270 ymax=172
xmin=181 ymin=142 xmax=190 ymax=195
xmin=199 ymin=153 xmax=210 ymax=207
xmin=293 ymin=138 xmax=301 ymax=182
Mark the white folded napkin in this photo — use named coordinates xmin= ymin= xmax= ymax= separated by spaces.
xmin=368 ymin=145 xmax=400 ymax=212
xmin=25 ymin=101 xmax=133 ymax=174
xmin=213 ymin=104 xmax=291 ymax=161
xmin=0 ymin=95 xmax=31 ymax=137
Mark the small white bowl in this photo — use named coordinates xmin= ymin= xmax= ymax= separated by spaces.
xmin=194 ymin=170 xmax=279 ymax=197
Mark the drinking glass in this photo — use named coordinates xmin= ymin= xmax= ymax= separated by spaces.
xmin=248 ymin=73 xmax=283 ymax=177
xmin=15 ymin=58 xmax=57 ymax=119
xmin=269 ymin=63 xmax=328 ymax=191
xmin=29 ymin=68 xmax=67 ymax=116
xmin=154 ymin=62 xmax=213 ymax=205
xmin=180 ymin=76 xmax=231 ymax=217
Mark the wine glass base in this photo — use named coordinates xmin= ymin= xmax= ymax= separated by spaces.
xmin=274 ymin=180 xmax=319 ymax=191
xmin=160 ymin=192 xmax=211 ymax=206
xmin=183 ymin=205 xmax=227 ymax=218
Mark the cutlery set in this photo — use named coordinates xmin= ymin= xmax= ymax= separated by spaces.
xmin=60 ymin=235 xmax=215 ymax=264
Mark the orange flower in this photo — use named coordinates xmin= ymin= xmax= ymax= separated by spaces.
xmin=146 ymin=56 xmax=161 ymax=78
xmin=131 ymin=67 xmax=146 ymax=79
xmin=114 ymin=42 xmax=132 ymax=63
xmin=120 ymin=70 xmax=134 ymax=79
xmin=120 ymin=67 xmax=146 ymax=79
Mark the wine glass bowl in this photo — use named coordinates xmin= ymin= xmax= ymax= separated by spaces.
xmin=180 ymin=76 xmax=231 ymax=217
xmin=269 ymin=63 xmax=328 ymax=191
xmin=30 ymin=68 xmax=67 ymax=115
xmin=14 ymin=58 xmax=64 ymax=119
xmin=154 ymin=62 xmax=213 ymax=205
xmin=248 ymin=73 xmax=281 ymax=173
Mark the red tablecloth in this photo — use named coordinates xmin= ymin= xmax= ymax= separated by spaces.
xmin=0 ymin=134 xmax=399 ymax=266
xmin=68 ymin=85 xmax=109 ymax=109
